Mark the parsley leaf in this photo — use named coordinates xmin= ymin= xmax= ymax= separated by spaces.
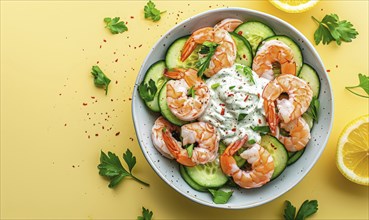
xmin=208 ymin=189 xmax=233 ymax=204
xmin=284 ymin=200 xmax=296 ymax=220
xmin=196 ymin=41 xmax=219 ymax=78
xmin=137 ymin=207 xmax=153 ymax=220
xmin=91 ymin=66 xmax=111 ymax=95
xmin=306 ymin=96 xmax=320 ymax=122
xmin=187 ymin=86 xmax=196 ymax=98
xmin=312 ymin=14 xmax=358 ymax=45
xmin=238 ymin=113 xmax=247 ymax=121
xmin=144 ymin=0 xmax=166 ymax=22
xmin=211 ymin=83 xmax=220 ymax=89
xmin=284 ymin=200 xmax=318 ymax=220
xmin=104 ymin=17 xmax=128 ymax=34
xmin=345 ymin=73 xmax=369 ymax=98
xmin=236 ymin=64 xmax=255 ymax=84
xmin=251 ymin=125 xmax=270 ymax=134
xmin=138 ymin=79 xmax=158 ymax=102
xmin=97 ymin=149 xmax=149 ymax=188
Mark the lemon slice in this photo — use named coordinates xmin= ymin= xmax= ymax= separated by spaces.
xmin=269 ymin=0 xmax=320 ymax=13
xmin=336 ymin=115 xmax=369 ymax=186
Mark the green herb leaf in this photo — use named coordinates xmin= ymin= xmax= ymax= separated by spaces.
xmin=137 ymin=207 xmax=153 ymax=220
xmin=251 ymin=125 xmax=270 ymax=134
xmin=306 ymin=97 xmax=320 ymax=122
xmin=312 ymin=14 xmax=358 ymax=45
xmin=284 ymin=200 xmax=296 ymax=220
xmin=138 ymin=79 xmax=158 ymax=102
xmin=91 ymin=66 xmax=111 ymax=95
xmin=208 ymin=189 xmax=233 ymax=204
xmin=229 ymin=86 xmax=236 ymax=90
xmin=185 ymin=143 xmax=194 ymax=158
xmin=104 ymin=17 xmax=128 ymax=34
xmin=247 ymin=139 xmax=256 ymax=145
xmin=187 ymin=86 xmax=196 ymax=98
xmin=236 ymin=65 xmax=255 ymax=84
xmin=97 ymin=149 xmax=149 ymax=188
xmin=196 ymin=41 xmax=219 ymax=77
xmin=144 ymin=0 xmax=166 ymax=22
xmin=295 ymin=200 xmax=318 ymax=220
xmin=238 ymin=113 xmax=247 ymax=121
xmin=345 ymin=73 xmax=369 ymax=98
xmin=211 ymin=83 xmax=220 ymax=89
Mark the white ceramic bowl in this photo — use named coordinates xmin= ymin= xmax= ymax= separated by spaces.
xmin=132 ymin=8 xmax=333 ymax=209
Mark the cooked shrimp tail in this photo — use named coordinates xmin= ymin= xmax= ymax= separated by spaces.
xmin=214 ymin=18 xmax=243 ymax=32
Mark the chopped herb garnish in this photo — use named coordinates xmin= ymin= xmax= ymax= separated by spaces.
xmin=104 ymin=17 xmax=128 ymax=34
xmin=208 ymin=189 xmax=233 ymax=204
xmin=345 ymin=73 xmax=369 ymax=98
xmin=229 ymin=86 xmax=236 ymax=90
xmin=91 ymin=66 xmax=111 ymax=95
xmin=185 ymin=144 xmax=194 ymax=158
xmin=238 ymin=113 xmax=247 ymax=121
xmin=305 ymin=97 xmax=320 ymax=122
xmin=251 ymin=125 xmax=270 ymax=134
xmin=196 ymin=41 xmax=219 ymax=77
xmin=138 ymin=79 xmax=157 ymax=102
xmin=284 ymin=200 xmax=318 ymax=220
xmin=211 ymin=83 xmax=220 ymax=89
xmin=187 ymin=86 xmax=196 ymax=98
xmin=144 ymin=0 xmax=166 ymax=22
xmin=137 ymin=207 xmax=153 ymax=220
xmin=312 ymin=14 xmax=358 ymax=45
xmin=247 ymin=139 xmax=256 ymax=145
xmin=236 ymin=65 xmax=255 ymax=84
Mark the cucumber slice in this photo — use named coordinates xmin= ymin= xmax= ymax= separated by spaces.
xmin=302 ymin=113 xmax=314 ymax=129
xmin=141 ymin=60 xmax=168 ymax=112
xmin=298 ymin=63 xmax=321 ymax=98
xmin=158 ymin=81 xmax=187 ymax=126
xmin=229 ymin=32 xmax=253 ymax=67
xmin=260 ymin=135 xmax=288 ymax=180
xmin=179 ymin=164 xmax=208 ymax=192
xmin=184 ymin=160 xmax=228 ymax=188
xmin=287 ymin=149 xmax=305 ymax=166
xmin=234 ymin=21 xmax=275 ymax=56
xmin=165 ymin=36 xmax=200 ymax=70
xmin=260 ymin=35 xmax=303 ymax=75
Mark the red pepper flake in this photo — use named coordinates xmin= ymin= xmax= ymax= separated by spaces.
xmin=327 ymin=69 xmax=331 ymax=72
xmin=219 ymin=103 xmax=225 ymax=106
xmin=115 ymin=132 xmax=120 ymax=136
xmin=257 ymin=93 xmax=260 ymax=98
xmin=82 ymin=103 xmax=88 ymax=106
xmin=103 ymin=39 xmax=107 ymax=42
xmin=220 ymin=108 xmax=225 ymax=115
xmin=243 ymin=54 xmax=246 ymax=59
xmin=228 ymin=94 xmax=234 ymax=97
xmin=115 ymin=58 xmax=118 ymax=62
xmin=238 ymin=31 xmax=243 ymax=35
xmin=231 ymin=128 xmax=236 ymax=132
xmin=125 ymin=21 xmax=128 ymax=25
xmin=244 ymin=95 xmax=249 ymax=102
xmin=258 ymin=119 xmax=262 ymax=124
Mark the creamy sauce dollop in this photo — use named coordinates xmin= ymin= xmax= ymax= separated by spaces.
xmin=199 ymin=64 xmax=270 ymax=145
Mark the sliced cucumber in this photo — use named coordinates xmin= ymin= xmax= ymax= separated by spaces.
xmin=298 ymin=63 xmax=321 ymax=98
xmin=184 ymin=160 xmax=228 ymax=188
xmin=158 ymin=81 xmax=187 ymax=126
xmin=260 ymin=135 xmax=288 ymax=180
xmin=302 ymin=113 xmax=314 ymax=129
xmin=287 ymin=149 xmax=305 ymax=166
xmin=141 ymin=60 xmax=168 ymax=112
xmin=229 ymin=32 xmax=253 ymax=67
xmin=179 ymin=164 xmax=207 ymax=192
xmin=234 ymin=21 xmax=275 ymax=56
xmin=260 ymin=35 xmax=303 ymax=75
xmin=165 ymin=36 xmax=200 ymax=70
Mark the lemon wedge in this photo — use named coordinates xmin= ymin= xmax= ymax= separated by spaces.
xmin=269 ymin=0 xmax=320 ymax=13
xmin=336 ymin=115 xmax=369 ymax=186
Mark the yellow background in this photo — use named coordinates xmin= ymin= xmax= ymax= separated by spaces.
xmin=1 ymin=0 xmax=368 ymax=219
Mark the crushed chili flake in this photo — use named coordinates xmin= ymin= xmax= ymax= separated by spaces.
xmin=243 ymin=54 xmax=246 ymax=59
xmin=228 ymin=94 xmax=234 ymax=97
xmin=220 ymin=108 xmax=225 ymax=115
xmin=258 ymin=119 xmax=262 ymax=124
xmin=238 ymin=31 xmax=243 ymax=35
xmin=257 ymin=94 xmax=260 ymax=98
xmin=231 ymin=128 xmax=236 ymax=132
xmin=327 ymin=69 xmax=331 ymax=72
xmin=244 ymin=95 xmax=249 ymax=102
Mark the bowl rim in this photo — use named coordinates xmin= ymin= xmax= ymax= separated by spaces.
xmin=131 ymin=7 xmax=334 ymax=209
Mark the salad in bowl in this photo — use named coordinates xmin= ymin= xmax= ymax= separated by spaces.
xmin=132 ymin=8 xmax=333 ymax=209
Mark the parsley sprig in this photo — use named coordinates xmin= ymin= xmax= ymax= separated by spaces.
xmin=138 ymin=79 xmax=158 ymax=102
xmin=98 ymin=149 xmax=149 ymax=188
xmin=345 ymin=73 xmax=369 ymax=98
xmin=284 ymin=200 xmax=318 ymax=220
xmin=312 ymin=14 xmax=358 ymax=45
xmin=91 ymin=66 xmax=111 ymax=95
xmin=137 ymin=207 xmax=153 ymax=220
xmin=196 ymin=41 xmax=219 ymax=78
xmin=236 ymin=64 xmax=255 ymax=84
xmin=104 ymin=17 xmax=128 ymax=34
xmin=144 ymin=0 xmax=166 ymax=22
xmin=306 ymin=96 xmax=320 ymax=122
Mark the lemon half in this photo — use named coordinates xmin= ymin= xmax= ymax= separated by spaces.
xmin=269 ymin=0 xmax=320 ymax=13
xmin=336 ymin=115 xmax=369 ymax=186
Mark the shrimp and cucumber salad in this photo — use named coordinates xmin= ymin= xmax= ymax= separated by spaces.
xmin=138 ymin=18 xmax=320 ymax=202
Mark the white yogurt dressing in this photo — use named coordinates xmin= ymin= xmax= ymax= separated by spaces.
xmin=199 ymin=64 xmax=270 ymax=145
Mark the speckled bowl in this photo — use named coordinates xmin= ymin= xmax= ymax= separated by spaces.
xmin=132 ymin=8 xmax=333 ymax=209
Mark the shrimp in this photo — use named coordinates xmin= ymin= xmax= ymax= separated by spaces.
xmin=220 ymin=136 xmax=274 ymax=189
xmin=252 ymin=40 xmax=297 ymax=80
xmin=151 ymin=116 xmax=181 ymax=159
xmin=162 ymin=122 xmax=219 ymax=166
xmin=214 ymin=18 xmax=243 ymax=32
xmin=181 ymin=27 xmax=237 ymax=77
xmin=262 ymin=74 xmax=313 ymax=135
xmin=165 ymin=68 xmax=210 ymax=121
xmin=279 ymin=117 xmax=311 ymax=152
